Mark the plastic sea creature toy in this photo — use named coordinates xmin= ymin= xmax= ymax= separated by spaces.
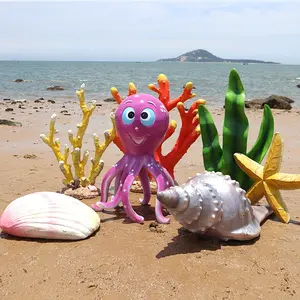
xmin=198 ymin=68 xmax=274 ymax=191
xmin=0 ymin=192 xmax=100 ymax=240
xmin=92 ymin=93 xmax=174 ymax=224
xmin=156 ymin=172 xmax=273 ymax=241
xmin=110 ymin=74 xmax=205 ymax=186
xmin=235 ymin=132 xmax=300 ymax=224
xmin=40 ymin=85 xmax=116 ymax=199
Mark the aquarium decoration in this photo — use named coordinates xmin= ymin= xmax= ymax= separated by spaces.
xmin=234 ymin=132 xmax=300 ymax=224
xmin=110 ymin=73 xmax=205 ymax=193
xmin=198 ymin=68 xmax=274 ymax=191
xmin=157 ymin=171 xmax=273 ymax=241
xmin=0 ymin=191 xmax=100 ymax=240
xmin=40 ymin=85 xmax=116 ymax=199
xmin=92 ymin=93 xmax=175 ymax=224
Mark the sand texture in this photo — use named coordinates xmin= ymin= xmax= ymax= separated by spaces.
xmin=0 ymin=98 xmax=300 ymax=300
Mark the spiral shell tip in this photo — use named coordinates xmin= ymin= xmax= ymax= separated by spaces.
xmin=156 ymin=190 xmax=180 ymax=209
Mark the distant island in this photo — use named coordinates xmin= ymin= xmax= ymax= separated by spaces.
xmin=156 ymin=49 xmax=279 ymax=64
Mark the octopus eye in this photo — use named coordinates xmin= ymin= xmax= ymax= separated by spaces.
xmin=140 ymin=108 xmax=155 ymax=127
xmin=122 ymin=107 xmax=135 ymax=125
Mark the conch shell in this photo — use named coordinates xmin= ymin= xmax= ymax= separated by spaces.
xmin=157 ymin=171 xmax=273 ymax=241
xmin=0 ymin=192 xmax=100 ymax=240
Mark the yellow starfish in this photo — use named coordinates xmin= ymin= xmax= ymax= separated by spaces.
xmin=234 ymin=132 xmax=300 ymax=224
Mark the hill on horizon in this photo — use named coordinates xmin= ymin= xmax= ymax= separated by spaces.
xmin=157 ymin=49 xmax=279 ymax=64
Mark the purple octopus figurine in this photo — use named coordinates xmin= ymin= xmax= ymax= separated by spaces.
xmin=92 ymin=93 xmax=174 ymax=223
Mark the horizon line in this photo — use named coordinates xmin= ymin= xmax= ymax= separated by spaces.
xmin=2 ymin=59 xmax=299 ymax=65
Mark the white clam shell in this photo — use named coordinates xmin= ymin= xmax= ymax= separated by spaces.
xmin=0 ymin=192 xmax=100 ymax=240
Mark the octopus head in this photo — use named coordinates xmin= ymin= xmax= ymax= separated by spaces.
xmin=115 ymin=93 xmax=169 ymax=155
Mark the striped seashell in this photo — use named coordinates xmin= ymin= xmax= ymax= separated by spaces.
xmin=0 ymin=192 xmax=100 ymax=240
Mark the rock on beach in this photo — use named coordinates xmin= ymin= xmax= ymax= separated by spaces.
xmin=245 ymin=94 xmax=294 ymax=110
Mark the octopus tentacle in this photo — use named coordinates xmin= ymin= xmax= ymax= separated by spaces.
xmin=121 ymin=160 xmax=145 ymax=223
xmin=114 ymin=172 xmax=122 ymax=195
xmin=149 ymin=158 xmax=174 ymax=224
xmin=92 ymin=157 xmax=126 ymax=211
xmin=112 ymin=171 xmax=123 ymax=209
xmin=92 ymin=202 xmax=105 ymax=212
xmin=94 ymin=158 xmax=138 ymax=210
xmin=138 ymin=167 xmax=151 ymax=205
xmin=102 ymin=156 xmax=127 ymax=201
xmin=162 ymin=166 xmax=175 ymax=187
xmin=96 ymin=185 xmax=123 ymax=209
xmin=151 ymin=157 xmax=174 ymax=187
xmin=122 ymin=176 xmax=144 ymax=223
xmin=118 ymin=158 xmax=136 ymax=189
xmin=110 ymin=159 xmax=136 ymax=208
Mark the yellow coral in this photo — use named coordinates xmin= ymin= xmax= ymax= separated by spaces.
xmin=40 ymin=113 xmax=74 ymax=185
xmin=40 ymin=86 xmax=116 ymax=188
xmin=87 ymin=112 xmax=116 ymax=185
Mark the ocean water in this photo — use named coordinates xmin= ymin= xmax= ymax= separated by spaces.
xmin=0 ymin=61 xmax=299 ymax=108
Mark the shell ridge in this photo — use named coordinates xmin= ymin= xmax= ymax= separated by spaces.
xmin=5 ymin=219 xmax=95 ymax=235
xmin=0 ymin=192 xmax=100 ymax=240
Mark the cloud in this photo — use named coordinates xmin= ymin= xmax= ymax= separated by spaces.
xmin=0 ymin=1 xmax=299 ymax=63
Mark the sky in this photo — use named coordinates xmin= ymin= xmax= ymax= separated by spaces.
xmin=0 ymin=0 xmax=299 ymax=64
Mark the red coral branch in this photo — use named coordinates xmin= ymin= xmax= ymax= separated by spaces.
xmin=156 ymin=99 xmax=205 ymax=178
xmin=148 ymin=74 xmax=196 ymax=111
xmin=155 ymin=121 xmax=177 ymax=164
xmin=148 ymin=74 xmax=206 ymax=178
xmin=110 ymin=87 xmax=123 ymax=104
xmin=128 ymin=82 xmax=137 ymax=96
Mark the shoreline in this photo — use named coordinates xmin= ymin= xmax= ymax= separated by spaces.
xmin=1 ymin=94 xmax=300 ymax=110
xmin=1 ymin=96 xmax=300 ymax=114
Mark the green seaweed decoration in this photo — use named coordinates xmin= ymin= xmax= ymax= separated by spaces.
xmin=198 ymin=68 xmax=274 ymax=191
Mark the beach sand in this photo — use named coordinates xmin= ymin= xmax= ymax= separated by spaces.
xmin=0 ymin=98 xmax=299 ymax=300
